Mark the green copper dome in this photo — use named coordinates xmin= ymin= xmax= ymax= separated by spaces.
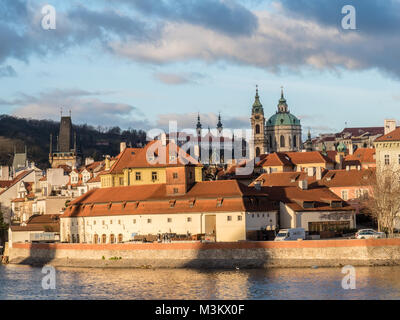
xmin=266 ymin=112 xmax=300 ymax=127
xmin=337 ymin=142 xmax=347 ymax=152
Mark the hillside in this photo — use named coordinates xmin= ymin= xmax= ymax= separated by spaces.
xmin=0 ymin=115 xmax=147 ymax=169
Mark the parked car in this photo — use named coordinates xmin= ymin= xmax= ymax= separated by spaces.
xmin=274 ymin=228 xmax=306 ymax=241
xmin=355 ymin=229 xmax=386 ymax=239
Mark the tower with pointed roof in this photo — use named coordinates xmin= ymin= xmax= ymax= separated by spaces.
xmin=250 ymin=85 xmax=268 ymax=157
xmin=264 ymin=87 xmax=302 ymax=153
xmin=196 ymin=113 xmax=202 ymax=136
xmin=217 ymin=113 xmax=223 ymax=134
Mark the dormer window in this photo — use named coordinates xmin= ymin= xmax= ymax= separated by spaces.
xmin=303 ymin=201 xmax=314 ymax=209
xmin=216 ymin=198 xmax=223 ymax=207
xmin=331 ymin=201 xmax=343 ymax=208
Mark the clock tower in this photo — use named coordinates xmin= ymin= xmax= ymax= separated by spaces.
xmin=250 ymin=86 xmax=267 ymax=157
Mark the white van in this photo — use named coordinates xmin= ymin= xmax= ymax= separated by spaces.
xmin=274 ymin=228 xmax=306 ymax=241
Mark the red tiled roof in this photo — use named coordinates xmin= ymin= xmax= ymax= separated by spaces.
xmin=0 ymin=170 xmax=34 ymax=196
xmin=62 ymin=180 xmax=276 ymax=218
xmin=284 ymin=151 xmax=333 ymax=165
xmin=344 ymin=148 xmax=375 ymax=164
xmin=10 ymin=214 xmax=60 ymax=232
xmin=375 ymin=127 xmax=400 ymax=142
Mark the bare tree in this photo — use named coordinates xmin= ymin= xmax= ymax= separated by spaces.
xmin=365 ymin=168 xmax=400 ymax=235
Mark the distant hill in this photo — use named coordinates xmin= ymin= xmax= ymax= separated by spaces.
xmin=0 ymin=115 xmax=147 ymax=169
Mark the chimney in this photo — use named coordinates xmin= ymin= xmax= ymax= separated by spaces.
xmin=298 ymin=180 xmax=308 ymax=190
xmin=384 ymin=119 xmax=396 ymax=135
xmin=335 ymin=154 xmax=343 ymax=170
xmin=105 ymin=155 xmax=111 ymax=170
xmin=316 ymin=167 xmax=322 ymax=180
xmin=161 ymin=133 xmax=167 ymax=146
xmin=120 ymin=142 xmax=127 ymax=153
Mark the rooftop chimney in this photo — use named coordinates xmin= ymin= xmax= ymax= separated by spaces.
xmin=120 ymin=142 xmax=127 ymax=153
xmin=298 ymin=180 xmax=308 ymax=190
xmin=384 ymin=119 xmax=396 ymax=135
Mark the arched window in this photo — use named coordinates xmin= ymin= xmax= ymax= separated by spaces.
xmin=293 ymin=135 xmax=297 ymax=148
xmin=118 ymin=234 xmax=123 ymax=243
xmin=71 ymin=234 xmax=76 ymax=243
xmin=110 ymin=234 xmax=115 ymax=244
xmin=280 ymin=135 xmax=285 ymax=148
xmin=256 ymin=147 xmax=260 ymax=157
xmin=269 ymin=135 xmax=272 ymax=148
xmin=255 ymin=124 xmax=260 ymax=134
xmin=102 ymin=234 xmax=107 ymax=244
xmin=93 ymin=234 xmax=99 ymax=244
xmin=67 ymin=234 xmax=71 ymax=243
xmin=76 ymin=234 xmax=80 ymax=243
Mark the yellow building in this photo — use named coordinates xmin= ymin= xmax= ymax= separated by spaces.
xmin=100 ymin=140 xmax=203 ymax=188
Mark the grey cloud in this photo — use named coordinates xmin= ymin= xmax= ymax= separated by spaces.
xmin=0 ymin=65 xmax=17 ymax=77
xmin=278 ymin=0 xmax=400 ymax=34
xmin=122 ymin=0 xmax=258 ymax=36
xmin=153 ymin=72 xmax=206 ymax=85
xmin=5 ymin=88 xmax=148 ymax=129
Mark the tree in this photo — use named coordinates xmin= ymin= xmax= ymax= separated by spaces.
xmin=364 ymin=168 xmax=400 ymax=235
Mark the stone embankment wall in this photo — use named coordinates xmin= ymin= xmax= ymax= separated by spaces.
xmin=8 ymin=239 xmax=400 ymax=268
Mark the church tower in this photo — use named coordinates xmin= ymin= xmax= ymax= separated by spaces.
xmin=250 ymin=86 xmax=267 ymax=157
xmin=49 ymin=110 xmax=80 ymax=168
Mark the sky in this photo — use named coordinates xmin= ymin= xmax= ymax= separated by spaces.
xmin=1 ymin=0 xmax=400 ymax=138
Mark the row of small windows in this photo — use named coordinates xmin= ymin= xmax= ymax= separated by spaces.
xmin=384 ymin=154 xmax=400 ymax=165
xmin=68 ymin=233 xmax=124 ymax=244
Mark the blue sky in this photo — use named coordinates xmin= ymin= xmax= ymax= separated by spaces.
xmin=1 ymin=0 xmax=400 ymax=138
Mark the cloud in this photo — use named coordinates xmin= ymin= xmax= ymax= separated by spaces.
xmin=119 ymin=0 xmax=258 ymax=36
xmin=3 ymin=88 xmax=149 ymax=129
xmin=153 ymin=72 xmax=206 ymax=85
xmin=0 ymin=65 xmax=17 ymax=77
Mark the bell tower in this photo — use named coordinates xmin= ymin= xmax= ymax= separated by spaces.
xmin=250 ymin=85 xmax=267 ymax=157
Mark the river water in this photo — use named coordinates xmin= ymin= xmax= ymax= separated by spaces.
xmin=1 ymin=264 xmax=400 ymax=299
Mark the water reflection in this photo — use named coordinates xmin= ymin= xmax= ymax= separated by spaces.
xmin=1 ymin=265 xmax=400 ymax=300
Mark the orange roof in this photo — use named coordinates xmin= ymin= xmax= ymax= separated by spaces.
xmin=258 ymin=153 xmax=293 ymax=167
xmin=262 ymin=186 xmax=354 ymax=212
xmin=284 ymin=151 xmax=333 ymax=165
xmin=109 ymin=141 xmax=201 ymax=174
xmin=87 ymin=175 xmax=101 ymax=183
xmin=253 ymin=168 xmax=374 ymax=188
xmin=62 ymin=180 xmax=276 ymax=218
xmin=0 ymin=170 xmax=34 ymax=196
xmin=345 ymin=148 xmax=375 ymax=164
xmin=375 ymin=127 xmax=400 ymax=142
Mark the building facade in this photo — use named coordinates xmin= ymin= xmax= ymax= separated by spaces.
xmin=251 ymin=87 xmax=302 ymax=157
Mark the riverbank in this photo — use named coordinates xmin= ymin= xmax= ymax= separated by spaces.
xmin=7 ymin=238 xmax=400 ymax=268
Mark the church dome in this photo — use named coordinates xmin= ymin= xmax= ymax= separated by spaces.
xmin=266 ymin=112 xmax=300 ymax=127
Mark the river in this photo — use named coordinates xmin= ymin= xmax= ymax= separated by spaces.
xmin=1 ymin=264 xmax=399 ymax=299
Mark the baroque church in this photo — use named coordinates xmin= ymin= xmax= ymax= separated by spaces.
xmin=251 ymin=86 xmax=302 ymax=157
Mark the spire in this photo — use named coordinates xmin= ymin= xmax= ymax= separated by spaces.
xmin=308 ymin=128 xmax=311 ymax=140
xmin=252 ymin=85 xmax=263 ymax=115
xmin=196 ymin=113 xmax=202 ymax=136
xmin=217 ymin=112 xmax=223 ymax=134
xmin=277 ymin=86 xmax=288 ymax=113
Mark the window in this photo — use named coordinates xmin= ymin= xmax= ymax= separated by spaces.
xmin=102 ymin=234 xmax=107 ymax=244
xmin=385 ymin=154 xmax=390 ymax=165
xmin=256 ymin=147 xmax=260 ymax=157
xmin=227 ymin=216 xmax=232 ymax=221
xmin=94 ymin=220 xmax=96 ymax=225
xmin=119 ymin=177 xmax=124 ymax=185
xmin=167 ymin=218 xmax=172 ymax=223
xmin=118 ymin=220 xmax=121 ymax=225
xmin=341 ymin=190 xmax=348 ymax=201
xmin=135 ymin=172 xmax=141 ymax=181
xmin=173 ymin=172 xmax=178 ymax=179
xmin=280 ymin=135 xmax=285 ymax=148
xmin=147 ymin=219 xmax=152 ymax=224
xmin=398 ymin=154 xmax=400 ymax=165
xmin=237 ymin=215 xmax=242 ymax=221
xmin=110 ymin=220 xmax=113 ymax=224
xmin=187 ymin=217 xmax=192 ymax=222
xmin=257 ymin=214 xmax=260 ymax=218
xmin=251 ymin=214 xmax=254 ymax=218
xmin=118 ymin=234 xmax=123 ymax=243
xmin=133 ymin=219 xmax=136 ymax=224
xmin=110 ymin=234 xmax=115 ymax=244
xmin=93 ymin=234 xmax=99 ymax=244
xmin=173 ymin=188 xmax=179 ymax=194
xmin=255 ymin=124 xmax=260 ymax=134
xmin=152 ymin=172 xmax=158 ymax=181
xmin=293 ymin=135 xmax=297 ymax=148
xmin=102 ymin=220 xmax=105 ymax=225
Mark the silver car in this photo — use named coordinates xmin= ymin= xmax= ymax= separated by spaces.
xmin=355 ymin=229 xmax=386 ymax=239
